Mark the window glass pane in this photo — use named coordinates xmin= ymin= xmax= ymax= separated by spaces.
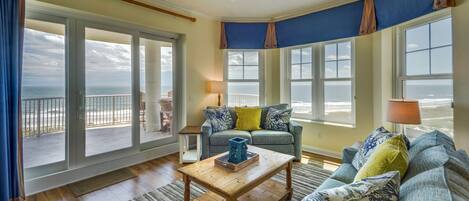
xmin=139 ymin=38 xmax=173 ymax=144
xmin=338 ymin=60 xmax=351 ymax=78
xmin=431 ymin=18 xmax=452 ymax=48
xmin=244 ymin=51 xmax=258 ymax=65
xmin=244 ymin=66 xmax=259 ymax=79
xmin=325 ymin=61 xmax=337 ymax=78
xmin=228 ymin=51 xmax=243 ymax=65
xmin=406 ymin=50 xmax=430 ymax=75
xmin=22 ymin=19 xmax=66 ymax=168
xmin=325 ymin=44 xmax=337 ymax=61
xmin=404 ymin=79 xmax=453 ymax=138
xmin=228 ymin=65 xmax=243 ymax=79
xmin=406 ymin=24 xmax=429 ymax=52
xmin=291 ymin=64 xmax=301 ymax=79
xmin=291 ymin=81 xmax=312 ymax=114
xmin=227 ymin=82 xmax=259 ymax=106
xmin=338 ymin=42 xmax=351 ymax=60
xmin=302 ymin=63 xmax=312 ymax=79
xmin=302 ymin=47 xmax=312 ymax=63
xmin=291 ymin=49 xmax=301 ymax=64
xmin=431 ymin=46 xmax=452 ymax=74
xmin=85 ymin=27 xmax=132 ymax=156
xmin=324 ymin=81 xmax=353 ymax=124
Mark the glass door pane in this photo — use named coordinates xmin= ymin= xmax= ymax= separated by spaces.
xmin=85 ymin=27 xmax=132 ymax=156
xmin=139 ymin=38 xmax=174 ymax=143
xmin=22 ymin=19 xmax=66 ymax=168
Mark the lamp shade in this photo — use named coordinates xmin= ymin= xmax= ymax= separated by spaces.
xmin=387 ymin=99 xmax=421 ymax=125
xmin=206 ymin=81 xmax=226 ymax=94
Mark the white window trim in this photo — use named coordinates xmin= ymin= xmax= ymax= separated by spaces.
xmin=282 ymin=38 xmax=356 ymax=126
xmin=396 ymin=10 xmax=453 ymax=100
xmin=223 ymin=49 xmax=265 ymax=106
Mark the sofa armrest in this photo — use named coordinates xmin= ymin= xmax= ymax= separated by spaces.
xmin=342 ymin=147 xmax=358 ymax=164
xmin=201 ymin=120 xmax=212 ymax=159
xmin=289 ymin=121 xmax=303 ymax=161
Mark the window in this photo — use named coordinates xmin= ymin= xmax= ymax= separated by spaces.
xmin=225 ymin=50 xmax=264 ymax=106
xmin=399 ymin=16 xmax=453 ymax=137
xmin=285 ymin=40 xmax=355 ymax=125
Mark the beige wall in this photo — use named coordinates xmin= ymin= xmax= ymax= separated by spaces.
xmin=452 ymin=0 xmax=469 ymax=152
xmin=34 ymin=0 xmax=223 ymax=126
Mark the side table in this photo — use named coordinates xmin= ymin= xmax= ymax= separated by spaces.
xmin=179 ymin=126 xmax=202 ymax=164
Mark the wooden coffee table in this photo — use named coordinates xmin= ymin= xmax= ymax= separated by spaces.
xmin=178 ymin=146 xmax=295 ymax=201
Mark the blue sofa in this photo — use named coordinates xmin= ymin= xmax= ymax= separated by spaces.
xmin=201 ymin=104 xmax=303 ymax=160
xmin=310 ymin=131 xmax=469 ymax=200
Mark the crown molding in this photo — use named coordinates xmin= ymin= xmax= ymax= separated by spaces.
xmin=139 ymin=0 xmax=219 ymax=21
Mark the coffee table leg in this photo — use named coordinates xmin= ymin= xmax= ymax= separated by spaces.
xmin=183 ymin=175 xmax=191 ymax=201
xmin=286 ymin=161 xmax=293 ymax=200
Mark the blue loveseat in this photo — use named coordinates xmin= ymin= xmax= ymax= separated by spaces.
xmin=200 ymin=104 xmax=303 ymax=160
xmin=311 ymin=131 xmax=469 ymax=201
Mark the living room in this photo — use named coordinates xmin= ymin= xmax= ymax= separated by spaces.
xmin=1 ymin=0 xmax=469 ymax=200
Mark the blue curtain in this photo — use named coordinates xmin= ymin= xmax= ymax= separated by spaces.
xmin=224 ymin=22 xmax=268 ymax=49
xmin=0 ymin=0 xmax=25 ymax=200
xmin=375 ymin=0 xmax=434 ymax=30
xmin=276 ymin=1 xmax=364 ymax=48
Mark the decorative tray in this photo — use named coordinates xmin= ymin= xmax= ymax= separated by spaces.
xmin=214 ymin=151 xmax=259 ymax=172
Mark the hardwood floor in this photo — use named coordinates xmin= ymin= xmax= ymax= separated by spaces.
xmin=26 ymin=152 xmax=340 ymax=201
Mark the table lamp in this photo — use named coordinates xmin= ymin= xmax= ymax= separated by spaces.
xmin=387 ymin=99 xmax=421 ymax=135
xmin=207 ymin=81 xmax=226 ymax=106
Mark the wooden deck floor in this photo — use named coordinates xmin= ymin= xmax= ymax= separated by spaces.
xmin=25 ymin=151 xmax=340 ymax=201
xmin=23 ymin=126 xmax=171 ymax=168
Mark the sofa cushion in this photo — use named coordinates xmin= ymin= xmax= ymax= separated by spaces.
xmin=203 ymin=106 xmax=234 ymax=132
xmin=330 ymin=163 xmax=357 ymax=184
xmin=404 ymin=145 xmax=469 ymax=182
xmin=400 ymin=160 xmax=469 ymax=201
xmin=264 ymin=108 xmax=292 ymax=131
xmin=260 ymin=104 xmax=289 ymax=129
xmin=409 ymin=130 xmax=455 ymax=159
xmin=304 ymin=171 xmax=400 ymax=201
xmin=234 ymin=107 xmax=262 ymax=131
xmin=251 ymin=130 xmax=293 ymax=145
xmin=314 ymin=178 xmax=347 ymax=192
xmin=209 ymin=130 xmax=252 ymax=146
xmin=352 ymin=127 xmax=393 ymax=170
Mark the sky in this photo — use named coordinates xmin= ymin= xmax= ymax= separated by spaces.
xmin=22 ymin=28 xmax=173 ymax=90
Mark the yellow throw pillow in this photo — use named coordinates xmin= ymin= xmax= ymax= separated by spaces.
xmin=235 ymin=107 xmax=262 ymax=131
xmin=354 ymin=135 xmax=409 ymax=182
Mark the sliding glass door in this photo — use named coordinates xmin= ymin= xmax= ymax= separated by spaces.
xmin=22 ymin=15 xmax=68 ymax=177
xmin=84 ymin=27 xmax=133 ymax=157
xmin=22 ymin=11 xmax=180 ymax=178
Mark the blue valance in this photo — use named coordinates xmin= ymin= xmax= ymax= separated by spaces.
xmin=224 ymin=22 xmax=268 ymax=49
xmin=276 ymin=1 xmax=364 ymax=48
xmin=375 ymin=0 xmax=434 ymax=30
xmin=221 ymin=0 xmax=445 ymax=49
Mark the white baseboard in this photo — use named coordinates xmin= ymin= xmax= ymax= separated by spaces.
xmin=302 ymin=145 xmax=342 ymax=159
xmin=25 ymin=143 xmax=179 ymax=195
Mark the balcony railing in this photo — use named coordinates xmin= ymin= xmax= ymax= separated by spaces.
xmin=21 ymin=95 xmax=133 ymax=138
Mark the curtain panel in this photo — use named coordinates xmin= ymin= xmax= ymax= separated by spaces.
xmin=219 ymin=22 xmax=228 ymax=49
xmin=223 ymin=22 xmax=268 ymax=49
xmin=0 ymin=0 xmax=25 ymax=200
xmin=359 ymin=0 xmax=377 ymax=35
xmin=434 ymin=0 xmax=456 ymax=10
xmin=264 ymin=22 xmax=277 ymax=49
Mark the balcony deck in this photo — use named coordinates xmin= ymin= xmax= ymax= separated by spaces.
xmin=23 ymin=126 xmax=171 ymax=168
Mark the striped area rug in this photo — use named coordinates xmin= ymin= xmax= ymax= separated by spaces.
xmin=131 ymin=162 xmax=333 ymax=201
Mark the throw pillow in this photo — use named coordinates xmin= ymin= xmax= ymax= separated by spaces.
xmin=264 ymin=108 xmax=292 ymax=131
xmin=203 ymin=106 xmax=233 ymax=132
xmin=352 ymin=127 xmax=393 ymax=170
xmin=303 ymin=171 xmax=400 ymax=201
xmin=354 ymin=135 xmax=409 ymax=182
xmin=235 ymin=107 xmax=262 ymax=131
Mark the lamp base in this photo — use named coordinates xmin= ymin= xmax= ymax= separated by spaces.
xmin=217 ymin=93 xmax=221 ymax=107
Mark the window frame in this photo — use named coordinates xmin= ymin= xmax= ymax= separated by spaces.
xmin=283 ymin=38 xmax=356 ymax=126
xmin=396 ymin=10 xmax=453 ymax=135
xmin=224 ymin=49 xmax=265 ymax=107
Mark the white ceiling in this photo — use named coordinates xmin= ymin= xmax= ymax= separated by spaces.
xmin=145 ymin=0 xmax=354 ymax=20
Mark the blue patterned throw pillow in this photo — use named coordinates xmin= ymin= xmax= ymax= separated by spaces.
xmin=303 ymin=171 xmax=400 ymax=201
xmin=352 ymin=127 xmax=393 ymax=170
xmin=264 ymin=108 xmax=292 ymax=131
xmin=203 ymin=106 xmax=233 ymax=132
